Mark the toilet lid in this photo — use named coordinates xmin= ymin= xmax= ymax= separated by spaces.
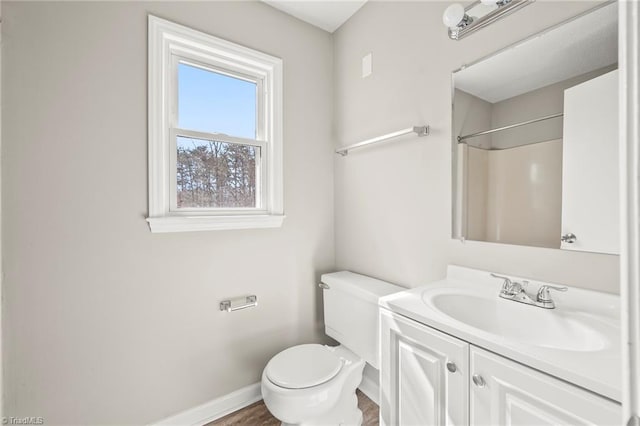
xmin=266 ymin=344 xmax=343 ymax=389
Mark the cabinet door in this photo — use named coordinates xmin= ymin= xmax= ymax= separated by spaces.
xmin=470 ymin=346 xmax=621 ymax=425
xmin=380 ymin=309 xmax=469 ymax=426
xmin=562 ymin=69 xmax=619 ymax=254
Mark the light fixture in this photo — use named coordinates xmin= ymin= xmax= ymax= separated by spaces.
xmin=443 ymin=0 xmax=534 ymax=40
xmin=443 ymin=4 xmax=473 ymax=29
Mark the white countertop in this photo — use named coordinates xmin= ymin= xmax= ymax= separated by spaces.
xmin=379 ymin=265 xmax=621 ymax=402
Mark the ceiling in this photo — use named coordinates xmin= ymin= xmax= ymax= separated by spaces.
xmin=262 ymin=0 xmax=368 ymax=33
xmin=454 ymin=2 xmax=618 ymax=103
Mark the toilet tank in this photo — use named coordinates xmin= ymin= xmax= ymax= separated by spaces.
xmin=321 ymin=271 xmax=404 ymax=369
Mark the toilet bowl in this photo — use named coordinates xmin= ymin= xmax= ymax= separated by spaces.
xmin=261 ymin=344 xmax=365 ymax=425
xmin=260 ymin=271 xmax=404 ymax=426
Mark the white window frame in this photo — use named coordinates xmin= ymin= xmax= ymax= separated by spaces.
xmin=147 ymin=15 xmax=284 ymax=232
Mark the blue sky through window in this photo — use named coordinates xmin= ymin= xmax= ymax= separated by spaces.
xmin=178 ymin=62 xmax=257 ymax=140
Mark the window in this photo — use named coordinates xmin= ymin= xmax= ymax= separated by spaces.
xmin=147 ymin=16 xmax=284 ymax=232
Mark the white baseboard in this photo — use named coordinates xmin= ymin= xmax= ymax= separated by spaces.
xmin=358 ymin=368 xmax=379 ymax=406
xmin=151 ymin=370 xmax=379 ymax=426
xmin=151 ymin=382 xmax=262 ymax=426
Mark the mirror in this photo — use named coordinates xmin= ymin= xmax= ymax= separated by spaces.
xmin=452 ymin=1 xmax=619 ymax=255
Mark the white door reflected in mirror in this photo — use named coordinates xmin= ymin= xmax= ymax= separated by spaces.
xmin=561 ymin=70 xmax=619 ymax=255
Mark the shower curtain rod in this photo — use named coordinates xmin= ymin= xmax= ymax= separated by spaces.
xmin=457 ymin=112 xmax=564 ymax=143
xmin=462 ymin=137 xmax=562 ymax=151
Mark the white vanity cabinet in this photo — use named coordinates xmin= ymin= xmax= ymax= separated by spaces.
xmin=380 ymin=310 xmax=621 ymax=426
xmin=470 ymin=346 xmax=620 ymax=426
xmin=380 ymin=309 xmax=469 ymax=426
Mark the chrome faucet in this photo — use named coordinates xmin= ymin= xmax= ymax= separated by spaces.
xmin=536 ymin=284 xmax=569 ymax=309
xmin=490 ymin=273 xmax=568 ymax=309
xmin=491 ymin=273 xmax=518 ymax=295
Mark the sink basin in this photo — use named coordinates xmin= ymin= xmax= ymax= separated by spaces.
xmin=424 ymin=289 xmax=610 ymax=352
xmin=380 ymin=265 xmax=621 ymax=402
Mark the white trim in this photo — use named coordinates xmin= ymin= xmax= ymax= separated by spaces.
xmin=620 ymin=1 xmax=640 ymax=424
xmin=173 ymin=128 xmax=267 ymax=149
xmin=147 ymin=15 xmax=284 ymax=232
xmin=0 ymin=0 xmax=4 ymax=419
xmin=149 ymin=376 xmax=378 ymax=426
xmin=147 ymin=215 xmax=285 ymax=233
xmin=358 ymin=366 xmax=379 ymax=406
xmin=151 ymin=383 xmax=262 ymax=426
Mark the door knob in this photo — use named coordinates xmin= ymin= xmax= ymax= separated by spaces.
xmin=561 ymin=233 xmax=577 ymax=243
xmin=446 ymin=361 xmax=457 ymax=373
xmin=472 ymin=374 xmax=486 ymax=387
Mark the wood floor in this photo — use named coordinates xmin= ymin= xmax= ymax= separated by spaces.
xmin=208 ymin=390 xmax=379 ymax=426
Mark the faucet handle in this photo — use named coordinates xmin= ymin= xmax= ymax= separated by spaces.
xmin=536 ymin=284 xmax=568 ymax=303
xmin=490 ymin=273 xmax=510 ymax=280
xmin=490 ymin=273 xmax=512 ymax=292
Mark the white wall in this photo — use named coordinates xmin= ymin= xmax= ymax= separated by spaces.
xmin=454 ymin=89 xmax=493 ymax=150
xmin=2 ymin=2 xmax=334 ymax=424
xmin=334 ymin=1 xmax=619 ymax=293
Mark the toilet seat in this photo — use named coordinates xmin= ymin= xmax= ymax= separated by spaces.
xmin=265 ymin=344 xmax=343 ymax=389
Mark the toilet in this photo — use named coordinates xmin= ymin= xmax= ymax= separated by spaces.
xmin=261 ymin=271 xmax=403 ymax=425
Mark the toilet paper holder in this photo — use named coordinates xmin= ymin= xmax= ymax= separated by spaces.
xmin=220 ymin=295 xmax=258 ymax=312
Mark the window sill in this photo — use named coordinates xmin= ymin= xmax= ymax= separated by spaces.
xmin=146 ymin=214 xmax=285 ymax=233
